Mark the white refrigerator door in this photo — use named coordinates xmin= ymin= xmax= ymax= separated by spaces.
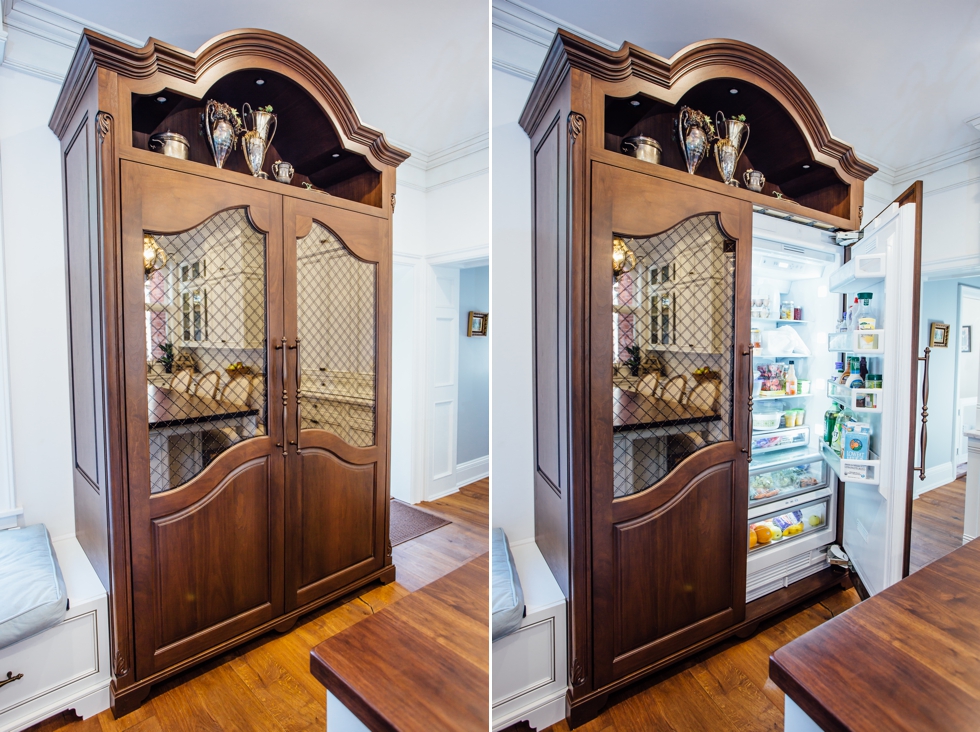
xmin=841 ymin=200 xmax=919 ymax=595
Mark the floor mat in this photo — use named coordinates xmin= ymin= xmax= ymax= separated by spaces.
xmin=390 ymin=499 xmax=451 ymax=546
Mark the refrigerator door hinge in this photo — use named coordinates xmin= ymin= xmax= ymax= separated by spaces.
xmin=827 ymin=544 xmax=849 ymax=567
xmin=835 ymin=230 xmax=863 ymax=247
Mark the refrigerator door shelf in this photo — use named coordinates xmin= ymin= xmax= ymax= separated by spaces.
xmin=827 ymin=382 xmax=883 ymax=413
xmin=821 ymin=442 xmax=880 ymax=485
xmin=828 ymin=253 xmax=887 ymax=293
xmin=827 ymin=329 xmax=885 ymax=354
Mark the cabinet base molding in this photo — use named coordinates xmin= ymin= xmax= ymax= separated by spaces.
xmin=566 ymin=569 xmax=847 ymax=728
xmin=108 ymin=564 xmax=395 ymax=718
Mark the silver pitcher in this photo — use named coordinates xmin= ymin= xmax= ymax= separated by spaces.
xmin=204 ymin=100 xmax=242 ymax=169
xmin=243 ymin=131 xmax=269 ymax=178
xmin=714 ymin=112 xmax=750 ymax=186
xmin=242 ymin=103 xmax=277 ymax=146
xmin=743 ymin=169 xmax=765 ymax=192
xmin=272 ymin=160 xmax=294 ymax=184
xmin=678 ymin=106 xmax=712 ymax=175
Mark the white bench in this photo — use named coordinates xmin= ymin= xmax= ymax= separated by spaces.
xmin=0 ymin=536 xmax=110 ymax=731
xmin=492 ymin=540 xmax=567 ymax=731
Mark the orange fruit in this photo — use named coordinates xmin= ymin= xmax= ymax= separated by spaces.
xmin=749 ymin=530 xmax=758 ymax=548
xmin=755 ymin=525 xmax=772 ymax=544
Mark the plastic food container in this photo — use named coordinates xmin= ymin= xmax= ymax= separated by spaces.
xmin=753 ymin=412 xmax=783 ymax=431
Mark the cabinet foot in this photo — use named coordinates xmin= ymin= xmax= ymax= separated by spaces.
xmin=567 ymin=692 xmax=610 ymax=729
xmin=735 ymin=622 xmax=759 ymax=639
xmin=110 ymin=682 xmax=152 ymax=719
xmin=273 ymin=617 xmax=297 ymax=633
xmin=378 ymin=565 xmax=396 ymax=584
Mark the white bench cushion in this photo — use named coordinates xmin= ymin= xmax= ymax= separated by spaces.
xmin=0 ymin=524 xmax=68 ymax=649
xmin=492 ymin=528 xmax=524 ymax=640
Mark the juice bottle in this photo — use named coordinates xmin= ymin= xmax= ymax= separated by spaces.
xmin=785 ymin=361 xmax=798 ymax=396
xmin=824 ymin=403 xmax=842 ymax=444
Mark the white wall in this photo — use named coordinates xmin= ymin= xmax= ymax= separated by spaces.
xmin=490 ymin=66 xmax=535 ymax=540
xmin=959 ymin=292 xmax=980 ymax=401
xmin=0 ymin=65 xmax=74 ymax=537
xmin=457 ymin=265 xmax=489 ymax=465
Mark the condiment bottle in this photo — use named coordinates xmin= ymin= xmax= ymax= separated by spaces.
xmin=855 ymin=292 xmax=877 ymax=330
xmin=785 ymin=361 xmax=798 ymax=396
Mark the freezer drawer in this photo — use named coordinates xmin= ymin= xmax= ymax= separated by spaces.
xmin=749 ymin=454 xmax=827 ymax=508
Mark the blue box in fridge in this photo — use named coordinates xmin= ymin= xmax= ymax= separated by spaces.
xmin=842 ymin=421 xmax=871 ymax=460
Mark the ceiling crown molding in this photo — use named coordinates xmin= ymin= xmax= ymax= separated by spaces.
xmin=519 ymin=29 xmax=877 ymax=182
xmin=3 ymin=0 xmax=140 ymax=49
xmin=48 ymin=28 xmax=410 ymax=168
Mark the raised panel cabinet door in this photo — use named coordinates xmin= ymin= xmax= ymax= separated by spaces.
xmin=120 ymin=161 xmax=286 ymax=679
xmin=590 ymin=163 xmax=752 ymax=687
xmin=282 ymin=196 xmax=391 ymax=611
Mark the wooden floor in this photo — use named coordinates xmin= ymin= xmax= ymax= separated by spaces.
xmin=909 ymin=476 xmax=965 ymax=574
xmin=30 ymin=478 xmax=488 ymax=732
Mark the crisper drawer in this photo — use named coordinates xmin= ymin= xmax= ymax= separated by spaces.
xmin=748 ymin=489 xmax=833 ymax=560
xmin=0 ymin=611 xmax=99 ymax=714
xmin=749 ymin=455 xmax=826 ymax=508
xmin=752 ymin=425 xmax=809 ymax=455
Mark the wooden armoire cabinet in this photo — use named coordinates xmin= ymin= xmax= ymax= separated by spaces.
xmin=50 ymin=29 xmax=407 ymax=714
xmin=521 ymin=31 xmax=876 ymax=725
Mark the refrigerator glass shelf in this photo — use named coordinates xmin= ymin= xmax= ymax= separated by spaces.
xmin=753 ymin=350 xmax=811 ymax=359
xmin=752 ymin=318 xmax=809 ymax=325
xmin=756 ymin=393 xmax=813 ymax=401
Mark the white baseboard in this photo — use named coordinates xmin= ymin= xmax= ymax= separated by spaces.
xmin=493 ymin=692 xmax=566 ymax=732
xmin=913 ymin=462 xmax=955 ymax=498
xmin=963 ymin=533 xmax=977 ymax=545
xmin=456 ymin=455 xmax=489 ymax=488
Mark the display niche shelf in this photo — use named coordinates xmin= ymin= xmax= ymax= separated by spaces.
xmin=604 ymin=79 xmax=852 ymax=224
xmin=132 ymin=68 xmax=382 ymax=207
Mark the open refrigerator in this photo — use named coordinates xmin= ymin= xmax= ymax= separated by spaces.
xmin=746 ymin=198 xmax=922 ymax=602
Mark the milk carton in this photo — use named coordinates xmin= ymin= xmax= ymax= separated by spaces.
xmin=842 ymin=421 xmax=871 ymax=461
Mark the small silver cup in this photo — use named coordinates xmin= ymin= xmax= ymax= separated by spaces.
xmin=743 ymin=169 xmax=766 ymax=193
xmin=272 ymin=160 xmax=294 ymax=184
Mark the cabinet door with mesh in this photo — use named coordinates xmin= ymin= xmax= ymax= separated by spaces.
xmin=590 ymin=164 xmax=752 ymax=687
xmin=121 ymin=163 xmax=285 ymax=679
xmin=283 ymin=197 xmax=391 ymax=610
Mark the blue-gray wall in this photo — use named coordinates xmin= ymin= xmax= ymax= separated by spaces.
xmin=458 ymin=266 xmax=489 ymax=464
xmin=918 ymin=276 xmax=980 ymax=470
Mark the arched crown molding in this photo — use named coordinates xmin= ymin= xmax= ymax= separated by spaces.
xmin=520 ymin=29 xmax=876 ymax=181
xmin=49 ymin=28 xmax=410 ymax=168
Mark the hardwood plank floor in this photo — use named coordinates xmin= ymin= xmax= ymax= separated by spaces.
xmin=909 ymin=477 xmax=965 ymax=574
xmin=29 ymin=480 xmax=488 ymax=732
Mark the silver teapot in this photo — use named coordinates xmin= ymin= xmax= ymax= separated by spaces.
xmin=148 ymin=131 xmax=189 ymax=160
xmin=621 ymin=136 xmax=662 ymax=164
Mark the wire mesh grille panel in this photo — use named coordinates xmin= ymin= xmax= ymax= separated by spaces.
xmin=612 ymin=214 xmax=735 ymax=498
xmin=145 ymin=208 xmax=268 ymax=495
xmin=296 ymin=222 xmax=376 ymax=447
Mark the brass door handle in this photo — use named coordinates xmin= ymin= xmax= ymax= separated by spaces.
xmin=913 ymin=347 xmax=930 ymax=479
xmin=742 ymin=347 xmax=753 ymax=463
xmin=0 ymin=671 xmax=23 ymax=689
xmin=289 ymin=339 xmax=301 ymax=454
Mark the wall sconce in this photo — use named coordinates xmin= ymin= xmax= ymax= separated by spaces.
xmin=612 ymin=236 xmax=637 ymax=280
xmin=143 ymin=233 xmax=168 ymax=279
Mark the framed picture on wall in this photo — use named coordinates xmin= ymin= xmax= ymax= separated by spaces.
xmin=467 ymin=311 xmax=488 ymax=337
xmin=963 ymin=325 xmax=972 ymax=352
xmin=930 ymin=322 xmax=950 ymax=348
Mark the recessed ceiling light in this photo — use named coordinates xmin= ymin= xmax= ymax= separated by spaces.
xmin=156 ymin=96 xmax=167 ymax=103
xmin=802 ymin=164 xmax=810 ymax=169
xmin=255 ymin=79 xmax=265 ymax=85
xmin=630 ymin=100 xmax=640 ymax=107
xmin=730 ymin=88 xmax=738 ymax=94
xmin=332 ymin=153 xmax=340 ymax=158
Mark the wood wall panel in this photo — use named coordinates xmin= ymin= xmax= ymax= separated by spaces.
xmin=533 ymin=118 xmax=562 ymax=495
xmin=151 ymin=458 xmax=273 ymax=649
xmin=299 ymin=449 xmax=376 ymax=587
xmin=65 ymin=118 xmax=105 ymax=492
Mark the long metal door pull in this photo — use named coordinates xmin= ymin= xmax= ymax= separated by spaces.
xmin=913 ymin=347 xmax=930 ymax=480
xmin=0 ymin=671 xmax=23 ymax=689
xmin=289 ymin=339 xmax=301 ymax=454
xmin=276 ymin=337 xmax=288 ymax=456
xmin=741 ymin=347 xmax=753 ymax=463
